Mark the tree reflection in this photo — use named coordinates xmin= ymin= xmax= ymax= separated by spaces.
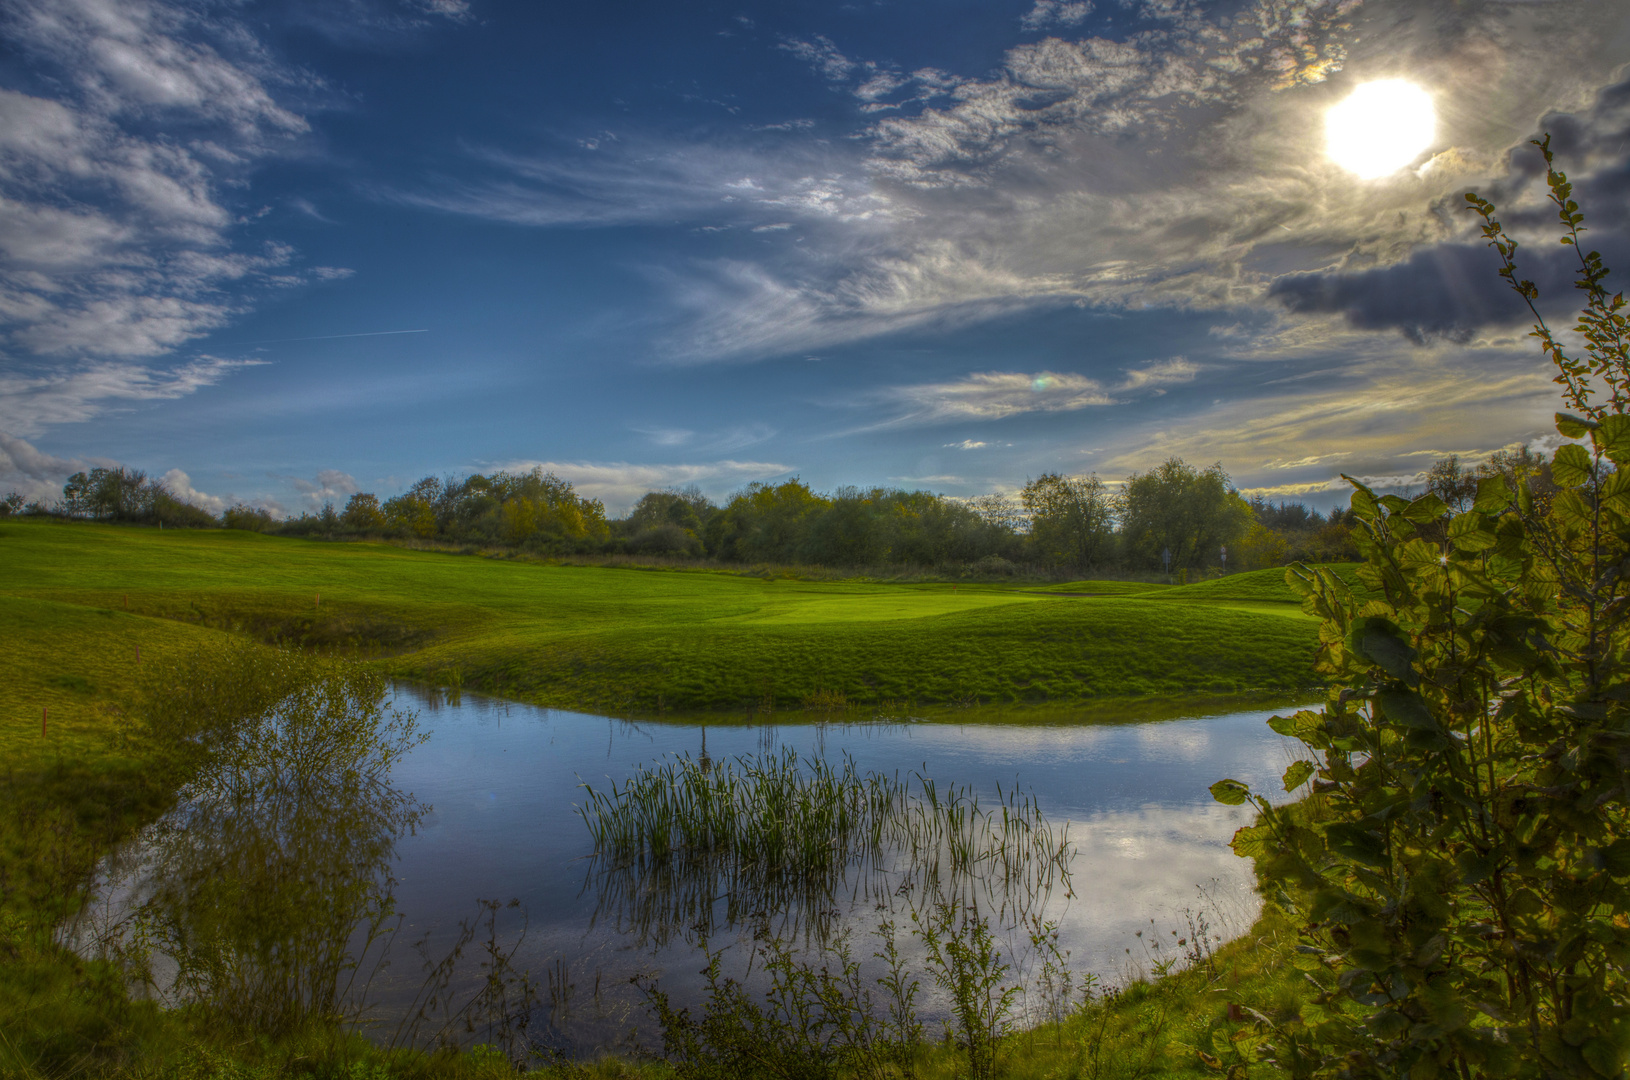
xmin=94 ymin=651 xmax=425 ymax=1036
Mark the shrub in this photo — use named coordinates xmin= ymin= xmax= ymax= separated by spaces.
xmin=1214 ymin=137 xmax=1630 ymax=1077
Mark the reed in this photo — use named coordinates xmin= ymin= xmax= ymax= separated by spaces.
xmin=577 ymin=749 xmax=1073 ymax=945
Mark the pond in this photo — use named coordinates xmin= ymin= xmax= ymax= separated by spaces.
xmin=75 ymin=684 xmax=1314 ymax=1056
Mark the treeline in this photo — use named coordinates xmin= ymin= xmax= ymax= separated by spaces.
xmin=2 ymin=451 xmax=1550 ymax=575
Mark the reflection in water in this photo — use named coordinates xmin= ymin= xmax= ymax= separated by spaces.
xmin=580 ymin=747 xmax=1072 ymax=948
xmin=363 ymin=689 xmax=1311 ymax=1055
xmin=75 ymin=679 xmax=1311 ymax=1056
xmin=77 ymin=672 xmax=424 ymax=1035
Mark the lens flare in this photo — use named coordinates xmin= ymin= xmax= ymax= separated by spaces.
xmin=1326 ymin=80 xmax=1435 ymax=179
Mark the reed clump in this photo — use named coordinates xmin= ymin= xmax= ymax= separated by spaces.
xmin=577 ymin=749 xmax=1072 ymax=945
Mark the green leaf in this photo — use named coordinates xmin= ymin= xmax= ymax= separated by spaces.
xmin=1599 ymin=838 xmax=1630 ymax=878
xmin=1448 ymin=512 xmax=1497 ymax=552
xmin=1555 ymin=412 xmax=1599 ymax=438
xmin=1401 ymin=493 xmax=1448 ymax=523
xmin=1326 ymin=822 xmax=1388 ymax=868
xmin=1282 ymin=760 xmax=1316 ymax=792
xmin=1582 ymin=1037 xmax=1622 ymax=1079
xmin=1230 ymin=823 xmax=1275 ymax=858
xmin=1210 ymin=779 xmax=1251 ymax=806
xmin=1594 ymin=414 xmax=1630 ymax=466
xmin=1553 ymin=443 xmax=1595 ymax=488
xmin=1473 ymin=475 xmax=1511 ymax=513
xmin=1345 ymin=617 xmax=1417 ymax=681
xmin=1375 ymin=688 xmax=1438 ymax=731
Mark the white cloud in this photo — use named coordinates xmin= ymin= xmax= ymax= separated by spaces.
xmin=0 ymin=356 xmax=265 ymax=437
xmin=1020 ymin=1 xmax=1092 ymax=32
xmin=779 ymin=35 xmax=856 ymax=82
xmin=0 ymin=0 xmax=333 ymax=423
xmin=0 ymin=429 xmax=104 ymax=504
xmin=887 ymin=370 xmax=1114 ymax=425
xmin=946 ymin=439 xmax=989 ymax=449
xmin=1117 ymin=357 xmax=1200 ymax=392
xmin=160 ymin=467 xmax=227 ymax=514
xmin=288 ymin=468 xmax=361 ymax=508
xmin=1092 ymin=338 xmax=1560 ymax=496
xmin=387 ymin=135 xmax=891 ymax=231
xmin=496 ymin=459 xmax=794 ymax=515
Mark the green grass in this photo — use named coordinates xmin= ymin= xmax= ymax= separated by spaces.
xmin=1031 ymin=580 xmax=1173 ymax=596
xmin=0 ymin=520 xmax=1324 ymax=1077
xmin=1149 ymin=565 xmax=1367 ymax=605
xmin=0 ymin=521 xmax=1322 ymax=715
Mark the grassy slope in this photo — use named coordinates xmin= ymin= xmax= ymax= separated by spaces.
xmin=0 ymin=521 xmax=1322 ymax=713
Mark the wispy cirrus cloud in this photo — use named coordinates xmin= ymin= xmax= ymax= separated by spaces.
xmin=886 ymin=370 xmax=1114 ymax=425
xmin=1094 ymin=339 xmax=1560 ymax=502
xmin=1117 ymin=357 xmax=1199 ymax=393
xmin=0 ymin=355 xmax=265 ymax=437
xmin=496 ymin=459 xmax=793 ymax=513
xmin=1020 ymin=1 xmax=1093 ymax=33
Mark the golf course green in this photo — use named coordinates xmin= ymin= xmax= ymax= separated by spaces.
xmin=1 ymin=519 xmax=1325 ymax=752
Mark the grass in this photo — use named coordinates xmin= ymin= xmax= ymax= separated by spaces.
xmin=0 ymin=519 xmax=1327 ymax=1077
xmin=0 ymin=520 xmax=1324 ymax=715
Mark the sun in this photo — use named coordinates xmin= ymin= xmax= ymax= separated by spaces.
xmin=1326 ymin=80 xmax=1436 ymax=179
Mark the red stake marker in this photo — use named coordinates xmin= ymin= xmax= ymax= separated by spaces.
xmin=42 ymin=706 xmax=47 ymax=737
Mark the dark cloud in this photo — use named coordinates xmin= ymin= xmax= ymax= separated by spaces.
xmin=1268 ymin=242 xmax=1564 ymax=344
xmin=1271 ymin=73 xmax=1630 ymax=345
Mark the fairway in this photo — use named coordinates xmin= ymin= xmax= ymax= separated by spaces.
xmin=0 ymin=521 xmax=1324 ymax=721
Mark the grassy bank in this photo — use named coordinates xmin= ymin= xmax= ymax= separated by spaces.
xmin=0 ymin=520 xmax=1322 ymax=716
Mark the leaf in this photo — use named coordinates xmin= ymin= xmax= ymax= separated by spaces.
xmin=1397 ymin=538 xmax=1445 ymax=570
xmin=1555 ymin=412 xmax=1599 ymax=438
xmin=1210 ymin=779 xmax=1251 ymax=806
xmin=1582 ymin=1037 xmax=1623 ymax=1079
xmin=1473 ymin=475 xmax=1512 ymax=513
xmin=1230 ymin=823 xmax=1275 ymax=859
xmin=1553 ymin=443 xmax=1595 ymax=488
xmin=1326 ymin=822 xmax=1389 ymax=868
xmin=1594 ymin=414 xmax=1630 ymax=466
xmin=1375 ymin=687 xmax=1439 ymax=731
xmin=1378 ymin=494 xmax=1411 ymax=515
xmin=1345 ymin=617 xmax=1417 ymax=681
xmin=1448 ymin=512 xmax=1497 ymax=552
xmin=1401 ymin=493 xmax=1448 ymax=524
xmin=1282 ymin=760 xmax=1316 ymax=792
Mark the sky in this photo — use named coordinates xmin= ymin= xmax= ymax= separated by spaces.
xmin=3 ymin=0 xmax=1630 ymax=517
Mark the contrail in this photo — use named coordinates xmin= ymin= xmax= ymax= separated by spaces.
xmin=224 ymin=328 xmax=430 ymax=345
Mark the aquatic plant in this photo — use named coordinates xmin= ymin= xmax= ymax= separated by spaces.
xmin=577 ymin=747 xmax=1072 ymax=945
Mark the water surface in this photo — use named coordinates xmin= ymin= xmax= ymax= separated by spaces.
xmin=367 ymin=687 xmax=1310 ymax=1050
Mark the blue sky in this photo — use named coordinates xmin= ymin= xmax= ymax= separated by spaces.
xmin=3 ymin=0 xmax=1630 ymax=516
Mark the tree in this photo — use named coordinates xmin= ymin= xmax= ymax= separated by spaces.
xmin=1019 ymin=473 xmax=1116 ymax=570
xmin=707 ymin=479 xmax=830 ymax=563
xmin=1118 ymin=459 xmax=1251 ymax=570
xmin=222 ymin=504 xmax=275 ymax=531
xmin=342 ymin=493 xmax=386 ymax=531
xmin=1424 ymin=454 xmax=1479 ymax=513
xmin=1215 ymin=137 xmax=1630 ymax=1079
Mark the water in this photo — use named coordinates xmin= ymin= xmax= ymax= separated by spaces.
xmin=72 ymin=684 xmax=1312 ymax=1053
xmin=361 ymin=686 xmax=1311 ymax=1051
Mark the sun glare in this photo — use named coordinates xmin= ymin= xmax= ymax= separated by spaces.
xmin=1326 ymin=80 xmax=1435 ymax=179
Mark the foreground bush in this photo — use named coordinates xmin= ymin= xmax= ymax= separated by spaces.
xmin=1215 ymin=137 xmax=1630 ymax=1076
